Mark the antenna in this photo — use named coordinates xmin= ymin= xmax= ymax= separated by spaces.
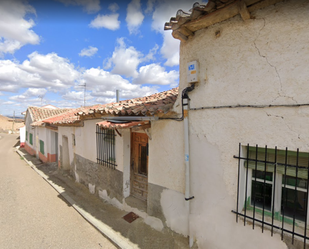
xmin=116 ymin=90 xmax=119 ymax=102
xmin=83 ymin=83 xmax=86 ymax=107
xmin=79 ymin=83 xmax=86 ymax=107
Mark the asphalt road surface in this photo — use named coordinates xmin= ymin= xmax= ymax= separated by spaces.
xmin=0 ymin=134 xmax=117 ymax=249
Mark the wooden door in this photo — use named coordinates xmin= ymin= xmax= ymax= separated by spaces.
xmin=131 ymin=132 xmax=148 ymax=201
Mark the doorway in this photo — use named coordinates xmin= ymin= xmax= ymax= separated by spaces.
xmin=62 ymin=135 xmax=70 ymax=170
xmin=130 ymin=132 xmax=148 ymax=201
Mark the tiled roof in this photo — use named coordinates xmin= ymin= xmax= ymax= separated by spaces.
xmin=164 ymin=0 xmax=284 ymax=42
xmin=42 ymin=105 xmax=101 ymax=126
xmin=28 ymin=106 xmax=71 ymax=126
xmin=97 ymin=120 xmax=149 ymax=129
xmin=77 ymin=87 xmax=179 ymax=118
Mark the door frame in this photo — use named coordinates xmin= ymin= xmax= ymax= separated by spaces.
xmin=130 ymin=132 xmax=149 ymax=201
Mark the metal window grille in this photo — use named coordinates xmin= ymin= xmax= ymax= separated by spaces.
xmin=96 ymin=125 xmax=117 ymax=169
xmin=232 ymin=144 xmax=309 ymax=248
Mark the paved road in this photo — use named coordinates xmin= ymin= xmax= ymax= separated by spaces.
xmin=0 ymin=134 xmax=117 ymax=249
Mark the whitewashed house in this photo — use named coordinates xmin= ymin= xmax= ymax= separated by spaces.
xmin=43 ymin=89 xmax=182 ymax=231
xmin=34 ymin=1 xmax=309 ymax=248
xmin=163 ymin=0 xmax=309 ymax=248
xmin=24 ymin=105 xmax=69 ymax=163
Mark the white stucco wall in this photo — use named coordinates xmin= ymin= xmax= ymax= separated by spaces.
xmin=58 ymin=120 xmax=126 ymax=174
xmin=19 ymin=126 xmax=25 ymax=144
xmin=149 ymin=120 xmax=185 ymax=193
xmin=165 ymin=1 xmax=309 ymax=248
xmin=58 ymin=126 xmax=75 ymax=165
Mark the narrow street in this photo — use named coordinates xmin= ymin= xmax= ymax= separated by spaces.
xmin=0 ymin=134 xmax=116 ymax=249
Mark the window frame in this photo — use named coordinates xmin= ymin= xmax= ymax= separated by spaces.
xmin=233 ymin=144 xmax=309 ymax=246
xmin=96 ymin=126 xmax=117 ymax=169
xmin=29 ymin=133 xmax=33 ymax=145
xmin=39 ymin=140 xmax=44 ymax=155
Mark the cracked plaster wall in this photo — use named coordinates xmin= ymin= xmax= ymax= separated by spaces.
xmin=170 ymin=0 xmax=309 ymax=248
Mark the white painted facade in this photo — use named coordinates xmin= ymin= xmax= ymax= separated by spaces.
xmin=24 ymin=109 xmax=58 ymax=162
xmin=162 ymin=1 xmax=309 ymax=248
xmin=19 ymin=126 xmax=25 ymax=146
xmin=52 ymin=2 xmax=309 ymax=246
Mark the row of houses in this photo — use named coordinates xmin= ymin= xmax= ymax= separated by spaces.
xmin=23 ymin=0 xmax=309 ymax=248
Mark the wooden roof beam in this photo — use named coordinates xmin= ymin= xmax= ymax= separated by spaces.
xmin=172 ymin=30 xmax=188 ymax=42
xmin=239 ymin=0 xmax=251 ymax=21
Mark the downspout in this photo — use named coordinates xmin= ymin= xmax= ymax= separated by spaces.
xmin=182 ymin=84 xmax=195 ymax=247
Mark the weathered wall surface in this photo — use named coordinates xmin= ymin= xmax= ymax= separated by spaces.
xmin=149 ymin=120 xmax=185 ymax=192
xmin=74 ymin=153 xmax=123 ymax=201
xmin=74 ymin=120 xmax=98 ymax=163
xmin=169 ymin=1 xmax=309 ymax=248
xmin=58 ymin=121 xmax=125 ymax=202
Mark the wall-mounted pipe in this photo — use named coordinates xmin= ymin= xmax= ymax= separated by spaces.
xmin=182 ymin=84 xmax=195 ymax=247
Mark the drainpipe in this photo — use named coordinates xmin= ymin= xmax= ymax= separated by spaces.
xmin=182 ymin=84 xmax=195 ymax=247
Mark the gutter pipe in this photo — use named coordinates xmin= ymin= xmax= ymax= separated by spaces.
xmin=182 ymin=84 xmax=195 ymax=247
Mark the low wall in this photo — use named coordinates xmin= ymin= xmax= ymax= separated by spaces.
xmin=74 ymin=153 xmax=124 ymax=202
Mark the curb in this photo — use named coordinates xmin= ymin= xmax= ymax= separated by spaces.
xmin=16 ymin=149 xmax=139 ymax=249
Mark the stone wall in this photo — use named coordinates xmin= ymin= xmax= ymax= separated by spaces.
xmin=74 ymin=153 xmax=123 ymax=202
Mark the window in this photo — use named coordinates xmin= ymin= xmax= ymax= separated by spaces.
xmin=96 ymin=126 xmax=117 ymax=169
xmin=233 ymin=144 xmax=309 ymax=246
xmin=26 ymin=131 xmax=28 ymax=141
xmin=40 ymin=140 xmax=44 ymax=155
xmin=29 ymin=133 xmax=33 ymax=145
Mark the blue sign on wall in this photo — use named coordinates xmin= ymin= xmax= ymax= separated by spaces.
xmin=188 ymin=64 xmax=195 ymax=70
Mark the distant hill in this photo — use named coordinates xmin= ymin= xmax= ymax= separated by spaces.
xmin=0 ymin=114 xmax=24 ymax=132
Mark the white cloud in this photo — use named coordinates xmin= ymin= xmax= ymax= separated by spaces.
xmin=160 ymin=32 xmax=180 ymax=66
xmin=20 ymin=52 xmax=80 ymax=90
xmin=89 ymin=13 xmax=120 ymax=30
xmin=0 ymin=52 xmax=80 ymax=93
xmin=81 ymin=67 xmax=158 ymax=102
xmin=62 ymin=91 xmax=93 ymax=102
xmin=133 ymin=63 xmax=178 ymax=85
xmin=145 ymin=0 xmax=155 ymax=13
xmin=151 ymin=0 xmax=196 ymax=66
xmin=24 ymin=88 xmax=47 ymax=98
xmin=104 ymin=38 xmax=142 ymax=78
xmin=57 ymin=0 xmax=100 ymax=14
xmin=126 ymin=0 xmax=144 ymax=34
xmin=0 ymin=0 xmax=40 ymax=56
xmin=144 ymin=44 xmax=159 ymax=62
xmin=9 ymin=88 xmax=47 ymax=102
xmin=79 ymin=46 xmax=98 ymax=57
xmin=108 ymin=3 xmax=119 ymax=12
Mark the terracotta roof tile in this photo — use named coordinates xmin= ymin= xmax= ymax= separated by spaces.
xmin=78 ymin=87 xmax=178 ymax=118
xmin=164 ymin=0 xmax=283 ymax=42
xmin=29 ymin=107 xmax=71 ymax=126
xmin=43 ymin=105 xmax=101 ymax=125
xmin=96 ymin=121 xmax=149 ymax=129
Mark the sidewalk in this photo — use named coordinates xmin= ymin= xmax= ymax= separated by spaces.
xmin=16 ymin=148 xmax=196 ymax=249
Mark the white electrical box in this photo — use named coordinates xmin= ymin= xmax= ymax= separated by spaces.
xmin=187 ymin=61 xmax=198 ymax=83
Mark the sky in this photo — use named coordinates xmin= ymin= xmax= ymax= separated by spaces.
xmin=0 ymin=0 xmax=201 ymax=117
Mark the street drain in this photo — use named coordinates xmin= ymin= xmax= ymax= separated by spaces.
xmin=123 ymin=212 xmax=139 ymax=223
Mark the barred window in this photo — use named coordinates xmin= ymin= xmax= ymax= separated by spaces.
xmin=233 ymin=144 xmax=309 ymax=247
xmin=96 ymin=125 xmax=117 ymax=169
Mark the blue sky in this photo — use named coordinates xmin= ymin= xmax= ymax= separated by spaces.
xmin=0 ymin=0 xmax=199 ymax=117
